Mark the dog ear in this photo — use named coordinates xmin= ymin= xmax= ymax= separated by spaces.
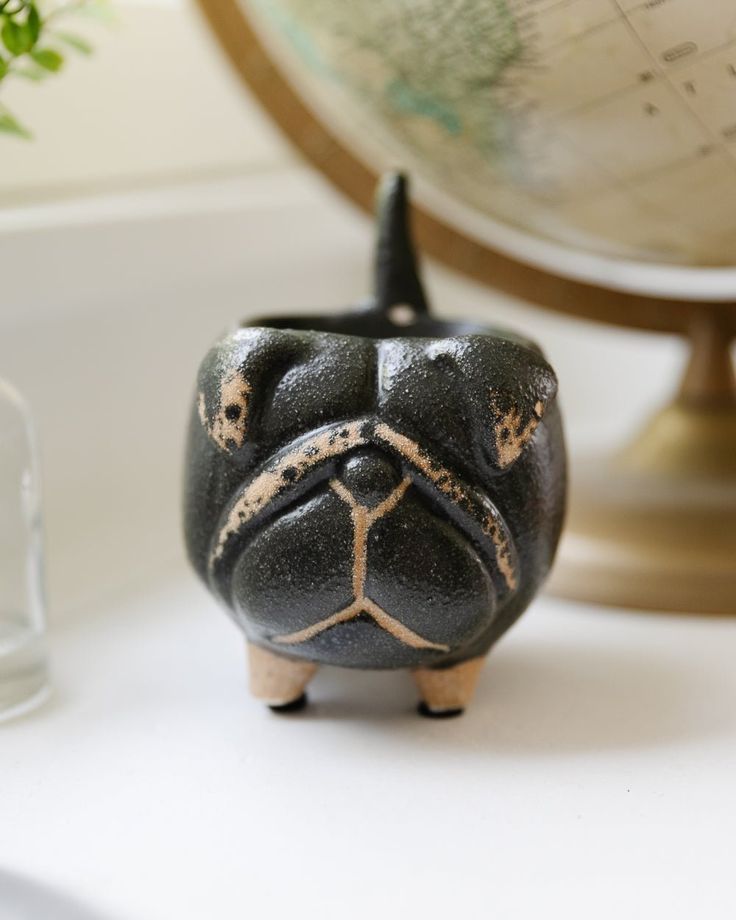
xmin=196 ymin=328 xmax=301 ymax=455
xmin=376 ymin=336 xmax=557 ymax=474
xmin=197 ymin=368 xmax=252 ymax=454
xmin=484 ymin=345 xmax=558 ymax=471
xmin=441 ymin=336 xmax=557 ymax=473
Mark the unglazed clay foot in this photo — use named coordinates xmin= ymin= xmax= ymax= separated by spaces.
xmin=412 ymin=657 xmax=485 ymax=717
xmin=247 ymin=643 xmax=317 ymax=710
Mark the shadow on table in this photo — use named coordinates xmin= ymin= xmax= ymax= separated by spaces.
xmin=303 ymin=638 xmax=731 ymax=755
xmin=0 ymin=868 xmax=109 ymax=920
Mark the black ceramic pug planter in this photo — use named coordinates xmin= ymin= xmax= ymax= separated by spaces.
xmin=184 ymin=174 xmax=566 ymax=717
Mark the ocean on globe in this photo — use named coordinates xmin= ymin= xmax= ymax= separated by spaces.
xmin=245 ymin=0 xmax=736 ymax=268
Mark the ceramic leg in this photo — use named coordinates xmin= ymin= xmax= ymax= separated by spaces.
xmin=247 ymin=643 xmax=318 ymax=712
xmin=412 ymin=657 xmax=485 ymax=718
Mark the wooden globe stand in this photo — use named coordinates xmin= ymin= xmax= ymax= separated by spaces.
xmin=196 ymin=0 xmax=736 ymax=614
xmin=548 ymin=317 xmax=736 ymax=614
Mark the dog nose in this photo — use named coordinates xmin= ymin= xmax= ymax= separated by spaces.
xmin=338 ymin=448 xmax=403 ymax=507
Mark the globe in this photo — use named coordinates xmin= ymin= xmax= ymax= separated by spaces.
xmin=199 ymin=0 xmax=736 ymax=614
xmin=242 ymin=0 xmax=736 ymax=290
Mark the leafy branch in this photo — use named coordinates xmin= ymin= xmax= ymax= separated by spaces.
xmin=0 ymin=0 xmax=106 ymax=138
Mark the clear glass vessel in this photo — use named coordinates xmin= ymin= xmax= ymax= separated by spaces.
xmin=0 ymin=379 xmax=49 ymax=721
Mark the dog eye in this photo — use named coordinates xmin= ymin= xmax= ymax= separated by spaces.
xmin=198 ymin=370 xmax=252 ymax=452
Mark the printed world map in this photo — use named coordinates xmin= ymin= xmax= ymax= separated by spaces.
xmin=247 ymin=0 xmax=736 ymax=267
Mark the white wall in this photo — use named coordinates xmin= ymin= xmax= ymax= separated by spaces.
xmin=0 ymin=1 xmax=291 ymax=203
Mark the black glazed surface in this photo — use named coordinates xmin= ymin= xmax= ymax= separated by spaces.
xmin=184 ymin=175 xmax=566 ymax=671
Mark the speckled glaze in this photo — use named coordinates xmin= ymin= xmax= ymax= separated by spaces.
xmin=184 ymin=175 xmax=566 ymax=708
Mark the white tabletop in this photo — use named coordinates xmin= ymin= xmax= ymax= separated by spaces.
xmin=1 ymin=562 xmax=734 ymax=920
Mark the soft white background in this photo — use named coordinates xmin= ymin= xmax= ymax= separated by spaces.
xmin=0 ymin=3 xmax=734 ymax=919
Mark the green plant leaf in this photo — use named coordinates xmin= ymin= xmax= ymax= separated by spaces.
xmin=0 ymin=0 xmax=104 ymax=140
xmin=54 ymin=31 xmax=92 ymax=55
xmin=30 ymin=48 xmax=63 ymax=71
xmin=0 ymin=0 xmax=27 ymax=17
xmin=1 ymin=18 xmax=34 ymax=55
xmin=0 ymin=111 xmax=31 ymax=138
xmin=26 ymin=4 xmax=41 ymax=43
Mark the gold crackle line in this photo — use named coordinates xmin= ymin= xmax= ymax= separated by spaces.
xmin=361 ymin=599 xmax=448 ymax=651
xmin=329 ymin=478 xmax=360 ymax=511
xmin=374 ymin=423 xmax=517 ymax=590
xmin=366 ymin=476 xmax=411 ymax=524
xmin=273 ymin=600 xmax=363 ymax=645
xmin=352 ymin=506 xmax=369 ymax=597
xmin=331 ymin=476 xmax=410 ymax=597
xmin=210 ymin=421 xmax=516 ymax=592
xmin=210 ymin=421 xmax=368 ymax=568
xmin=273 ymin=477 xmax=449 ymax=652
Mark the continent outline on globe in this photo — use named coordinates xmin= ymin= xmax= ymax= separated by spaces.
xmin=245 ymin=0 xmax=736 ymax=268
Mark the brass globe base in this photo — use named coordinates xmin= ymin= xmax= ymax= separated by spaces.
xmin=549 ymin=321 xmax=736 ymax=615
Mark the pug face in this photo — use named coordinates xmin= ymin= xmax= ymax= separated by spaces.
xmin=184 ymin=324 xmax=564 ymax=670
